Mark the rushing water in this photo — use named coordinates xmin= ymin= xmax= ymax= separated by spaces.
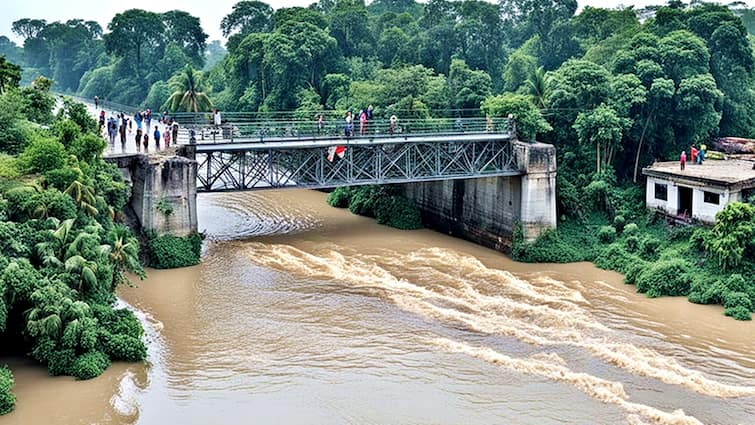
xmin=2 ymin=189 xmax=755 ymax=425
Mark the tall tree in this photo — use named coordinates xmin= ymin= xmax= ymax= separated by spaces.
xmin=165 ymin=66 xmax=213 ymax=112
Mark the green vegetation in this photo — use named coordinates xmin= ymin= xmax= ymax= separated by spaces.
xmin=0 ymin=367 xmax=13 ymax=415
xmin=146 ymin=231 xmax=202 ymax=269
xmin=514 ymin=201 xmax=755 ymax=321
xmin=327 ymin=185 xmax=422 ymax=230
xmin=0 ymin=64 xmax=147 ymax=414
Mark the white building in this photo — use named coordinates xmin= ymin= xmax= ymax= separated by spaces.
xmin=642 ymin=160 xmax=755 ymax=223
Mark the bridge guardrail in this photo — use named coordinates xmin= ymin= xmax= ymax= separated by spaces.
xmin=173 ymin=116 xmax=515 ymax=144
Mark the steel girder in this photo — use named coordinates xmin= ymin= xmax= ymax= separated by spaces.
xmin=195 ymin=139 xmax=521 ymax=192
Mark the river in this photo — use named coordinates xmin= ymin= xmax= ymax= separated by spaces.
xmin=2 ymin=189 xmax=754 ymax=425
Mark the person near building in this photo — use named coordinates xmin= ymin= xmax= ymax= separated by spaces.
xmin=680 ymin=150 xmax=687 ymax=171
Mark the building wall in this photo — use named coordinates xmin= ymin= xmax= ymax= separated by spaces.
xmin=645 ymin=176 xmax=732 ymax=223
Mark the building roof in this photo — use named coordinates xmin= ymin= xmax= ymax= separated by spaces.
xmin=642 ymin=160 xmax=755 ymax=190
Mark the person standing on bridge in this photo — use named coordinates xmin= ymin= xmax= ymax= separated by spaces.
xmin=214 ymin=109 xmax=222 ymax=128
xmin=389 ymin=115 xmax=397 ymax=136
xmin=344 ymin=111 xmax=352 ymax=137
xmin=172 ymin=119 xmax=179 ymax=144
xmin=359 ymin=110 xmax=367 ymax=136
xmin=94 ymin=95 xmax=99 ymax=110
xmin=154 ymin=125 xmax=161 ymax=150
xmin=135 ymin=128 xmax=142 ymax=152
xmin=317 ymin=113 xmax=324 ymax=135
xmin=134 ymin=111 xmax=143 ymax=131
xmin=143 ymin=131 xmax=149 ymax=152
xmin=119 ymin=115 xmax=127 ymax=149
xmin=107 ymin=117 xmax=117 ymax=145
xmin=145 ymin=108 xmax=152 ymax=130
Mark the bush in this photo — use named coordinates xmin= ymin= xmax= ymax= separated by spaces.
xmin=0 ymin=155 xmax=20 ymax=180
xmin=18 ymin=137 xmax=66 ymax=174
xmin=91 ymin=305 xmax=143 ymax=338
xmin=326 ymin=187 xmax=351 ymax=208
xmin=0 ymin=366 xmax=14 ymax=415
xmin=348 ymin=185 xmax=381 ymax=217
xmin=689 ymin=227 xmax=708 ymax=252
xmin=624 ymin=261 xmax=647 ymax=285
xmin=613 ymin=215 xmax=626 ymax=234
xmin=639 ymin=236 xmax=661 ymax=261
xmin=374 ymin=195 xmax=422 ymax=230
xmin=594 ymin=243 xmax=639 ymax=274
xmin=704 ymin=202 xmax=755 ymax=270
xmin=625 ymin=235 xmax=639 ymax=253
xmin=725 ymin=306 xmax=752 ymax=320
xmin=723 ymin=291 xmax=753 ymax=312
xmin=68 ymin=134 xmax=106 ymax=163
xmin=147 ymin=232 xmax=202 ymax=269
xmin=70 ymin=350 xmax=110 ymax=380
xmin=512 ymin=227 xmax=585 ymax=263
xmin=44 ymin=166 xmax=82 ymax=192
xmin=102 ymin=333 xmax=146 ymax=362
xmin=635 ymin=259 xmax=693 ymax=297
xmin=688 ymin=276 xmax=728 ymax=305
xmin=623 ymin=222 xmax=639 ymax=235
xmin=598 ymin=225 xmax=616 ymax=243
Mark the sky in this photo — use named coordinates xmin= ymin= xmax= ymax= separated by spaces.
xmin=3 ymin=0 xmax=755 ymax=46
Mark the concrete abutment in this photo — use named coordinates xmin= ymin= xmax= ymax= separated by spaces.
xmin=401 ymin=141 xmax=557 ymax=251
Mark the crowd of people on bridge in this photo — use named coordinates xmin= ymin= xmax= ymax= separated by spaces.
xmin=97 ymin=100 xmax=179 ymax=153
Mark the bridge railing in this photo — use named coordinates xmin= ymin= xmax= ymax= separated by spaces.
xmin=172 ymin=115 xmax=514 ymax=144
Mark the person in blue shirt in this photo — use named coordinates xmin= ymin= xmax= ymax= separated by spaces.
xmin=154 ymin=126 xmax=161 ymax=149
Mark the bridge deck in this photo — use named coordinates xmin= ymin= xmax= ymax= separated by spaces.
xmin=194 ymin=132 xmax=512 ymax=152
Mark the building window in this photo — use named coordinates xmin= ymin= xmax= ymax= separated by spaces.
xmin=704 ymin=191 xmax=720 ymax=205
xmin=654 ymin=183 xmax=667 ymax=201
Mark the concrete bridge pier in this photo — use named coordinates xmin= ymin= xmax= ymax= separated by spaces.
xmin=107 ymin=154 xmax=198 ymax=237
xmin=401 ymin=141 xmax=556 ymax=251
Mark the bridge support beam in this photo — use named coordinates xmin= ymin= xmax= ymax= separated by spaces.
xmin=401 ymin=141 xmax=556 ymax=251
xmin=109 ymin=154 xmax=198 ymax=237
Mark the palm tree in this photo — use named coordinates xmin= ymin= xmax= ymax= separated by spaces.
xmin=37 ymin=218 xmax=76 ymax=267
xmin=64 ymin=180 xmax=98 ymax=217
xmin=100 ymin=225 xmax=145 ymax=288
xmin=165 ymin=66 xmax=213 ymax=113
xmin=64 ymin=255 xmax=98 ymax=294
xmin=525 ymin=67 xmax=550 ymax=109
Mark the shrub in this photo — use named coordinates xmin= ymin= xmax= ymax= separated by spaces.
xmin=613 ymin=215 xmax=626 ymax=234
xmin=623 ymin=222 xmax=639 ymax=235
xmin=0 ymin=366 xmax=14 ymax=415
xmin=326 ymin=187 xmax=351 ymax=208
xmin=102 ymin=333 xmax=146 ymax=362
xmin=91 ymin=305 xmax=143 ymax=338
xmin=70 ymin=350 xmax=110 ymax=380
xmin=624 ymin=261 xmax=647 ymax=285
xmin=594 ymin=243 xmax=639 ymax=274
xmin=639 ymin=236 xmax=661 ymax=261
xmin=635 ymin=259 xmax=693 ymax=297
xmin=147 ymin=232 xmax=202 ymax=269
xmin=18 ymin=137 xmax=66 ymax=174
xmin=725 ymin=306 xmax=752 ymax=320
xmin=625 ymin=235 xmax=639 ymax=253
xmin=374 ymin=195 xmax=422 ymax=230
xmin=348 ymin=185 xmax=381 ymax=217
xmin=723 ymin=291 xmax=753 ymax=312
xmin=53 ymin=119 xmax=81 ymax=146
xmin=688 ymin=277 xmax=728 ymax=305
xmin=512 ymin=227 xmax=585 ymax=263
xmin=598 ymin=225 xmax=616 ymax=243
xmin=0 ymin=155 xmax=19 ymax=180
xmin=44 ymin=166 xmax=82 ymax=192
xmin=704 ymin=202 xmax=755 ymax=270
xmin=68 ymin=134 xmax=106 ymax=163
xmin=689 ymin=227 xmax=708 ymax=252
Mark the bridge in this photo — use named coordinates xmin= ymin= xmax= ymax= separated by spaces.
xmin=94 ymin=103 xmax=556 ymax=247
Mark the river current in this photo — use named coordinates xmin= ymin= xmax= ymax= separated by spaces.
xmin=2 ymin=189 xmax=754 ymax=425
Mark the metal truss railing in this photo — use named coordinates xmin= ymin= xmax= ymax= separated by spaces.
xmin=178 ymin=115 xmax=516 ymax=144
xmin=193 ymin=135 xmax=521 ymax=192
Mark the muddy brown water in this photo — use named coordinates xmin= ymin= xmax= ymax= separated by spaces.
xmin=2 ymin=190 xmax=754 ymax=425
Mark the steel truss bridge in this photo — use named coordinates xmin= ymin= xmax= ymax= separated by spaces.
xmin=183 ymin=131 xmax=522 ymax=192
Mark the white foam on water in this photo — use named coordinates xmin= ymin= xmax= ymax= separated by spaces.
xmin=246 ymin=243 xmax=755 ymax=404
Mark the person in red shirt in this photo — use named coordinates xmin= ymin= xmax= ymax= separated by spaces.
xmin=690 ymin=146 xmax=698 ymax=164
